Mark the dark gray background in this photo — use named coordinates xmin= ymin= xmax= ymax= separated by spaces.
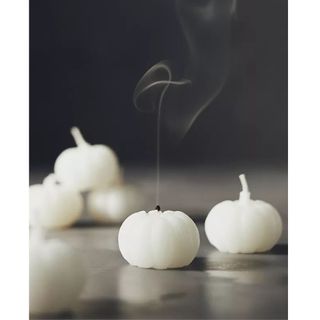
xmin=30 ymin=0 xmax=287 ymax=169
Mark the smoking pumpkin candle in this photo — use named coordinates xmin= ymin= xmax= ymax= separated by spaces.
xmin=205 ymin=174 xmax=283 ymax=254
xmin=118 ymin=206 xmax=200 ymax=269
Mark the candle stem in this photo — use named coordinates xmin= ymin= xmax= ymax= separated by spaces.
xmin=239 ymin=173 xmax=251 ymax=201
xmin=155 ymin=205 xmax=161 ymax=211
xmin=239 ymin=174 xmax=249 ymax=192
xmin=71 ymin=127 xmax=89 ymax=147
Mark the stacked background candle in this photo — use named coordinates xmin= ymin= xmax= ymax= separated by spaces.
xmin=29 ymin=127 xmax=145 ymax=229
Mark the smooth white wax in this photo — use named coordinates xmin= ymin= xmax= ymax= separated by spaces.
xmin=29 ymin=174 xmax=83 ymax=229
xmin=29 ymin=230 xmax=86 ymax=315
xmin=205 ymin=174 xmax=283 ymax=253
xmin=54 ymin=127 xmax=120 ymax=192
xmin=118 ymin=209 xmax=200 ymax=269
xmin=88 ymin=185 xmax=143 ymax=224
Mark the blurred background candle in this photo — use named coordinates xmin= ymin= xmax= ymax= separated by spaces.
xmin=29 ymin=228 xmax=86 ymax=315
xmin=29 ymin=174 xmax=83 ymax=229
xmin=88 ymin=184 xmax=144 ymax=224
xmin=54 ymin=127 xmax=120 ymax=192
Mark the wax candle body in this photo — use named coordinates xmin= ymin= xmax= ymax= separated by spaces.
xmin=205 ymin=174 xmax=282 ymax=253
xmin=54 ymin=127 xmax=120 ymax=192
xmin=29 ymin=231 xmax=86 ymax=315
xmin=29 ymin=174 xmax=83 ymax=229
xmin=118 ymin=209 xmax=200 ymax=269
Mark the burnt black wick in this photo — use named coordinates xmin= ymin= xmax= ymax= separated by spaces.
xmin=155 ymin=205 xmax=161 ymax=211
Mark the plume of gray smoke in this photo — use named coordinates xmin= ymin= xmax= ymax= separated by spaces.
xmin=134 ymin=0 xmax=236 ymax=143
xmin=133 ymin=0 xmax=236 ymax=204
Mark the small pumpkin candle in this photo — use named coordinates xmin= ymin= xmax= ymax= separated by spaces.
xmin=29 ymin=228 xmax=86 ymax=315
xmin=88 ymin=185 xmax=144 ymax=224
xmin=54 ymin=127 xmax=120 ymax=192
xmin=29 ymin=174 xmax=83 ymax=229
xmin=118 ymin=206 xmax=200 ymax=269
xmin=205 ymin=174 xmax=283 ymax=253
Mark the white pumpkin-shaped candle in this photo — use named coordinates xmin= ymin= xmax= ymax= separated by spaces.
xmin=29 ymin=174 xmax=83 ymax=229
xmin=118 ymin=207 xmax=200 ymax=269
xmin=54 ymin=127 xmax=120 ymax=192
xmin=88 ymin=185 xmax=144 ymax=224
xmin=29 ymin=229 xmax=86 ymax=315
xmin=205 ymin=174 xmax=283 ymax=253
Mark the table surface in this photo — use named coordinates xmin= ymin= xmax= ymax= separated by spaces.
xmin=31 ymin=225 xmax=287 ymax=320
xmin=30 ymin=167 xmax=287 ymax=319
